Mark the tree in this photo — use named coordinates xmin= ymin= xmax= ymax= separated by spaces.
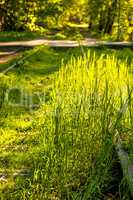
xmin=104 ymin=0 xmax=118 ymax=34
xmin=0 ymin=0 xmax=132 ymax=41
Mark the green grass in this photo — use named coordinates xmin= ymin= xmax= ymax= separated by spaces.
xmin=0 ymin=46 xmax=133 ymax=199
xmin=0 ymin=29 xmax=82 ymax=42
xmin=0 ymin=24 xmax=89 ymax=42
xmin=0 ymin=31 xmax=43 ymax=42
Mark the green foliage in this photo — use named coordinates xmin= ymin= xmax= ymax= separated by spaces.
xmin=0 ymin=0 xmax=132 ymax=40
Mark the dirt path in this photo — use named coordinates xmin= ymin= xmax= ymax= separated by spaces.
xmin=0 ymin=38 xmax=98 ymax=64
xmin=0 ymin=38 xmax=132 ymax=64
xmin=0 ymin=38 xmax=98 ymax=48
xmin=0 ymin=47 xmax=29 ymax=64
xmin=0 ymin=38 xmax=97 ymax=64
xmin=0 ymin=38 xmax=132 ymax=48
xmin=0 ymin=51 xmax=20 ymax=64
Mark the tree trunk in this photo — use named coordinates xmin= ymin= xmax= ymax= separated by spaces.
xmin=117 ymin=0 xmax=121 ymax=40
xmin=99 ymin=11 xmax=106 ymax=32
xmin=88 ymin=16 xmax=93 ymax=30
xmin=0 ymin=4 xmax=6 ymax=31
xmin=104 ymin=0 xmax=117 ymax=34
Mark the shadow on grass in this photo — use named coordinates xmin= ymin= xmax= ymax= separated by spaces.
xmin=11 ymin=47 xmax=82 ymax=78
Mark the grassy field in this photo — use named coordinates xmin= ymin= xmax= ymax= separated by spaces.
xmin=0 ymin=46 xmax=133 ymax=199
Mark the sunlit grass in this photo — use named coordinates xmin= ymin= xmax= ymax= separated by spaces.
xmin=0 ymin=47 xmax=133 ymax=199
